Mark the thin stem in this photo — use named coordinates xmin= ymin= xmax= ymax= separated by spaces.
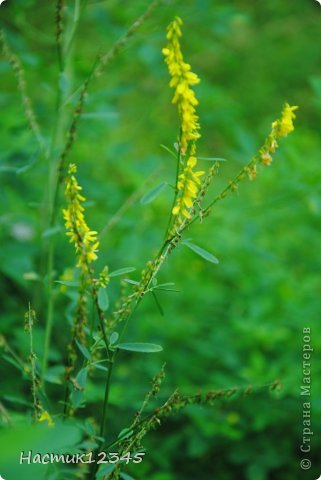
xmin=42 ymin=242 xmax=54 ymax=374
xmin=100 ymin=359 xmax=114 ymax=438
xmin=42 ymin=8 xmax=71 ymax=376
xmin=64 ymin=0 xmax=82 ymax=58
xmin=89 ymin=357 xmax=114 ymax=479
xmin=42 ymin=91 xmax=65 ymax=377
xmin=56 ymin=0 xmax=64 ymax=72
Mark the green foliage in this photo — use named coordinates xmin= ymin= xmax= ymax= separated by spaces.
xmin=116 ymin=343 xmax=163 ymax=353
xmin=0 ymin=1 xmax=320 ymax=480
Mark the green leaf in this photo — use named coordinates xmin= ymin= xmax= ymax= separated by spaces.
xmin=109 ymin=332 xmax=119 ymax=345
xmin=92 ymin=363 xmax=108 ymax=372
xmin=2 ymin=395 xmax=33 ymax=407
xmin=182 ymin=241 xmax=219 ymax=264
xmin=55 ymin=280 xmax=80 ymax=287
xmin=2 ymin=354 xmax=23 ymax=372
xmin=75 ymin=339 xmax=91 ymax=360
xmin=160 ymin=144 xmax=177 ymax=159
xmin=109 ymin=267 xmax=136 ymax=277
xmin=116 ymin=343 xmax=163 ymax=353
xmin=140 ymin=182 xmax=167 ymax=205
xmin=124 ymin=279 xmax=140 ymax=285
xmin=70 ymin=368 xmax=87 ymax=408
xmin=42 ymin=226 xmax=62 ymax=238
xmin=118 ymin=427 xmax=134 ymax=440
xmin=98 ymin=286 xmax=109 ymax=311
xmin=198 ymin=156 xmax=227 ymax=162
xmin=76 ymin=368 xmax=87 ymax=389
xmin=96 ymin=463 xmax=116 ymax=478
xmin=152 ymin=291 xmax=164 ymax=317
xmin=120 ymin=473 xmax=136 ymax=480
xmin=43 ymin=365 xmax=65 ymax=385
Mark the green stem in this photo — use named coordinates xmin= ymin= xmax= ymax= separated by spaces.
xmin=41 ymin=97 xmax=64 ymax=377
xmin=89 ymin=357 xmax=114 ymax=479
xmin=64 ymin=0 xmax=82 ymax=58
xmin=42 ymin=242 xmax=54 ymax=374
xmin=116 ymin=141 xmax=182 ymax=342
xmin=100 ymin=359 xmax=114 ymax=438
xmin=42 ymin=42 xmax=69 ymax=378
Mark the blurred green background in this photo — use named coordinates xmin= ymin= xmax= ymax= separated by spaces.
xmin=1 ymin=1 xmax=321 ymax=479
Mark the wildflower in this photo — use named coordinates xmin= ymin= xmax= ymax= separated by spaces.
xmin=272 ymin=103 xmax=298 ymax=138
xmin=255 ymin=103 xmax=298 ymax=176
xmin=172 ymin=155 xmax=204 ymax=219
xmin=162 ymin=17 xmax=200 ymax=154
xmin=63 ymin=164 xmax=99 ymax=272
xmin=163 ymin=17 xmax=204 ymax=224
xmin=38 ymin=410 xmax=54 ymax=427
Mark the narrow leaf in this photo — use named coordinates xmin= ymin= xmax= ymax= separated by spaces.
xmin=198 ymin=157 xmax=227 ymax=162
xmin=2 ymin=395 xmax=33 ymax=407
xmin=75 ymin=339 xmax=91 ymax=360
xmin=116 ymin=343 xmax=163 ymax=353
xmin=154 ymin=287 xmax=180 ymax=292
xmin=120 ymin=474 xmax=136 ymax=480
xmin=92 ymin=363 xmax=108 ymax=372
xmin=140 ymin=182 xmax=167 ymax=205
xmin=124 ymin=279 xmax=140 ymax=286
xmin=97 ymin=463 xmax=116 ymax=478
xmin=183 ymin=241 xmax=219 ymax=264
xmin=152 ymin=291 xmax=164 ymax=317
xmin=118 ymin=427 xmax=134 ymax=440
xmin=2 ymin=355 xmax=23 ymax=371
xmin=55 ymin=280 xmax=80 ymax=287
xmin=109 ymin=267 xmax=136 ymax=277
xmin=42 ymin=226 xmax=62 ymax=238
xmin=160 ymin=144 xmax=177 ymax=159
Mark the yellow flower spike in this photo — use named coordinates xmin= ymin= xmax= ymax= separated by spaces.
xmin=171 ymin=155 xmax=205 ymax=221
xmin=257 ymin=104 xmax=298 ymax=172
xmin=272 ymin=104 xmax=298 ymax=138
xmin=163 ymin=16 xmax=201 ymax=154
xmin=163 ymin=17 xmax=205 ymax=224
xmin=63 ymin=164 xmax=99 ymax=272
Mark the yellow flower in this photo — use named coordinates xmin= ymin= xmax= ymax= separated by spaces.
xmin=163 ymin=16 xmax=200 ymax=154
xmin=163 ymin=17 xmax=204 ymax=224
xmin=63 ymin=164 xmax=99 ymax=272
xmin=246 ymin=103 xmax=299 ymax=180
xmin=255 ymin=104 xmax=298 ymax=176
xmin=38 ymin=410 xmax=54 ymax=427
xmin=272 ymin=104 xmax=298 ymax=138
xmin=172 ymin=155 xmax=204 ymax=220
